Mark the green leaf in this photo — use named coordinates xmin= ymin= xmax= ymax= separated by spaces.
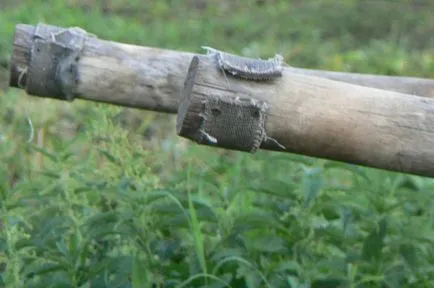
xmin=383 ymin=264 xmax=406 ymax=288
xmin=243 ymin=232 xmax=287 ymax=253
xmin=314 ymin=226 xmax=345 ymax=249
xmin=210 ymin=248 xmax=245 ymax=263
xmin=143 ymin=190 xmax=184 ymax=205
xmin=26 ymin=270 xmax=74 ymax=287
xmin=149 ymin=239 xmax=184 ymax=262
xmin=277 ymin=260 xmax=301 ymax=276
xmin=98 ymin=148 xmax=121 ymax=165
xmin=232 ymin=211 xmax=282 ymax=233
xmin=319 ymin=202 xmax=341 ymax=221
xmin=207 ymin=273 xmax=233 ymax=288
xmin=186 ymin=198 xmax=218 ymax=223
xmin=394 ymin=175 xmax=421 ymax=192
xmin=362 ymin=218 xmax=387 ymax=262
xmin=24 ymin=261 xmax=66 ymax=278
xmin=156 ymin=214 xmax=191 ymax=229
xmin=212 ymin=255 xmax=271 ymax=287
xmin=86 ymin=256 xmax=124 ymax=283
xmin=132 ymin=253 xmax=150 ymax=288
xmin=287 ymin=275 xmax=300 ymax=288
xmin=83 ymin=211 xmax=120 ymax=229
xmin=103 ymin=256 xmax=133 ymax=287
xmin=302 ymin=167 xmax=323 ymax=207
xmin=69 ymin=228 xmax=81 ymax=260
xmin=29 ymin=145 xmax=58 ymax=163
xmin=55 ymin=239 xmax=68 ymax=258
xmin=188 ymin=188 xmax=207 ymax=275
xmin=81 ymin=211 xmax=134 ymax=241
xmin=249 ymin=178 xmax=298 ymax=199
xmin=400 ymin=243 xmax=417 ymax=270
xmin=236 ymin=263 xmax=262 ymax=288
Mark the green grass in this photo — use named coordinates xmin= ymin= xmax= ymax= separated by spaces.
xmin=1 ymin=0 xmax=434 ymax=287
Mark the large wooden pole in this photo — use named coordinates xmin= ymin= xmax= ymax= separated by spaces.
xmin=9 ymin=23 xmax=434 ymax=115
xmin=9 ymin=23 xmax=191 ymax=113
xmin=176 ymin=55 xmax=434 ymax=178
xmin=284 ymin=66 xmax=434 ymax=99
xmin=7 ymin=23 xmax=434 ymax=178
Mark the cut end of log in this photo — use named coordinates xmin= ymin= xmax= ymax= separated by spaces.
xmin=9 ymin=24 xmax=34 ymax=89
xmin=8 ymin=23 xmax=94 ymax=101
xmin=176 ymin=55 xmax=201 ymax=138
xmin=176 ymin=55 xmax=272 ymax=153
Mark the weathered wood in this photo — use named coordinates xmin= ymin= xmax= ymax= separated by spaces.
xmin=177 ymin=55 xmax=434 ymax=178
xmin=10 ymin=23 xmax=192 ymax=113
xmin=9 ymin=23 xmax=434 ymax=115
xmin=284 ymin=66 xmax=434 ymax=98
xmin=177 ymin=56 xmax=273 ymax=153
xmin=8 ymin=23 xmax=434 ymax=178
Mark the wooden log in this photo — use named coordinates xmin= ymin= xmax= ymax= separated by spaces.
xmin=9 ymin=23 xmax=191 ymax=113
xmin=9 ymin=23 xmax=434 ymax=116
xmin=177 ymin=55 xmax=434 ymax=178
xmin=285 ymin=66 xmax=434 ymax=98
xmin=8 ymin=23 xmax=434 ymax=178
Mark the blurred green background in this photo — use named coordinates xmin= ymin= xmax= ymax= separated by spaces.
xmin=1 ymin=1 xmax=434 ymax=287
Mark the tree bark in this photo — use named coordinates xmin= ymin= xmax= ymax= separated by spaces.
xmin=177 ymin=55 xmax=434 ymax=178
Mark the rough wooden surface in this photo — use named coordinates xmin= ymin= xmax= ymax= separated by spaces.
xmin=177 ymin=56 xmax=272 ymax=153
xmin=10 ymin=24 xmax=192 ymax=113
xmin=285 ymin=66 xmax=434 ymax=98
xmin=8 ymin=23 xmax=434 ymax=178
xmin=178 ymin=55 xmax=434 ymax=178
xmin=9 ymin=24 xmax=434 ymax=115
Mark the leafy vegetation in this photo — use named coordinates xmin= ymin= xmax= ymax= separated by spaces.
xmin=1 ymin=1 xmax=434 ymax=287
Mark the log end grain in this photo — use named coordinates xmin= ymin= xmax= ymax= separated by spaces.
xmin=9 ymin=24 xmax=34 ymax=88
xmin=176 ymin=55 xmax=272 ymax=153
